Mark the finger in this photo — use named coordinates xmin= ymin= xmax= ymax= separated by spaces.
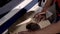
xmin=35 ymin=15 xmax=43 ymax=22
xmin=35 ymin=12 xmax=45 ymax=19
xmin=38 ymin=15 xmax=43 ymax=22
xmin=39 ymin=16 xmax=44 ymax=21
xmin=33 ymin=14 xmax=40 ymax=22
xmin=37 ymin=14 xmax=45 ymax=21
xmin=33 ymin=12 xmax=41 ymax=18
xmin=35 ymin=14 xmax=43 ymax=21
xmin=40 ymin=16 xmax=46 ymax=21
xmin=35 ymin=15 xmax=40 ymax=22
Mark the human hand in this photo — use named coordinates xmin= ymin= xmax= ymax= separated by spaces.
xmin=33 ymin=11 xmax=46 ymax=22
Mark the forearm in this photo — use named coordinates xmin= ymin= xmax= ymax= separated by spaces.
xmin=42 ymin=0 xmax=53 ymax=12
xmin=36 ymin=20 xmax=60 ymax=34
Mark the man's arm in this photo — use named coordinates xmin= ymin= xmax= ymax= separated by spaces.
xmin=42 ymin=0 xmax=53 ymax=12
xmin=34 ymin=0 xmax=53 ymax=19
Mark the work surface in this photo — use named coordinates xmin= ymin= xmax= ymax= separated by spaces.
xmin=8 ymin=11 xmax=51 ymax=34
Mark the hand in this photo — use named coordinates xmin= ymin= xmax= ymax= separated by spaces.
xmin=34 ymin=11 xmax=46 ymax=22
